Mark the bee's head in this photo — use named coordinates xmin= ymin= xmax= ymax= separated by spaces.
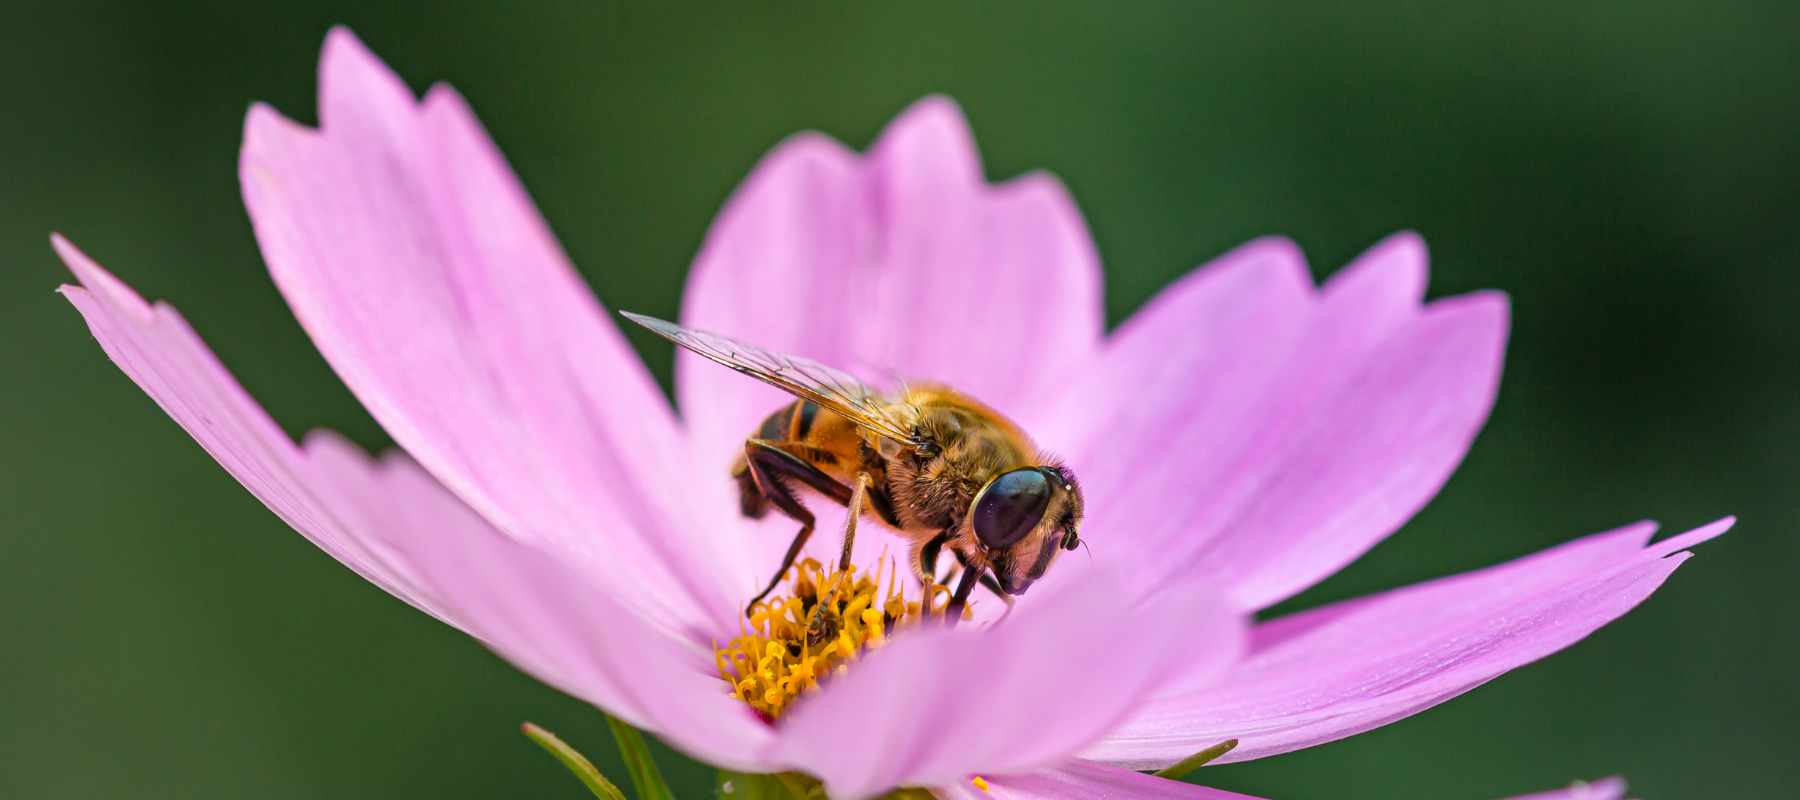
xmin=969 ymin=464 xmax=1084 ymax=596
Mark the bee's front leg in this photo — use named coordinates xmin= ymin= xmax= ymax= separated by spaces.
xmin=945 ymin=558 xmax=985 ymax=629
xmin=948 ymin=547 xmax=1017 ymax=611
xmin=911 ymin=531 xmax=951 ymax=588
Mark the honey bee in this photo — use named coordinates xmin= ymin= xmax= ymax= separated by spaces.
xmin=623 ymin=312 xmax=1084 ymax=622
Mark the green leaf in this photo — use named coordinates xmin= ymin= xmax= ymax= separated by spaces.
xmin=774 ymin=772 xmax=821 ymax=800
xmin=1152 ymin=739 xmax=1238 ymax=781
xmin=605 ymin=713 xmax=678 ymax=800
xmin=718 ymin=769 xmax=936 ymax=800
xmin=521 ymin=722 xmax=629 ymax=800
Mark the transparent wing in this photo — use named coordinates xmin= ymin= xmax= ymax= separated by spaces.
xmin=621 ymin=312 xmax=918 ymax=444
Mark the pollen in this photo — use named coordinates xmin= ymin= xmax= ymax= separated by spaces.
xmin=714 ymin=557 xmax=965 ymax=718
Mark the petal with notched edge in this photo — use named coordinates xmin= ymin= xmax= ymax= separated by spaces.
xmin=1084 ymin=518 xmax=1730 ymax=768
xmin=1044 ymin=233 xmax=1507 ymax=612
xmin=57 ymin=235 xmax=453 ymax=627
xmin=677 ymin=97 xmax=1104 ymax=574
xmin=54 ymin=236 xmax=775 ymax=770
xmin=239 ymin=27 xmax=744 ymax=634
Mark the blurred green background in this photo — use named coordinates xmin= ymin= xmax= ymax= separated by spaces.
xmin=2 ymin=2 xmax=1793 ymax=798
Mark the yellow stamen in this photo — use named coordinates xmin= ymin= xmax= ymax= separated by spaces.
xmin=971 ymin=776 xmax=991 ymax=792
xmin=716 ymin=557 xmax=954 ymax=718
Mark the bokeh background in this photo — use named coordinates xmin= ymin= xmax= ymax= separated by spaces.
xmin=2 ymin=2 xmax=1794 ymax=798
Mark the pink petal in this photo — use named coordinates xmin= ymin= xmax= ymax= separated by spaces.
xmin=770 ymin=573 xmax=1244 ymax=800
xmin=310 ymin=434 xmax=776 ymax=770
xmin=938 ymin=757 xmax=1263 ymax=800
xmin=1500 ymin=777 xmax=1630 ymax=800
xmin=676 ymin=131 xmax=871 ymax=489
xmin=1084 ymin=518 xmax=1732 ymax=768
xmin=937 ymin=759 xmax=1627 ymax=800
xmin=54 ymin=236 xmax=775 ymax=769
xmin=1042 ymin=233 xmax=1507 ymax=611
xmin=861 ymin=99 xmax=1105 ymax=425
xmin=56 ymin=235 xmax=453 ymax=626
xmin=677 ymin=97 xmax=1104 ymax=564
xmin=238 ymin=28 xmax=743 ymax=633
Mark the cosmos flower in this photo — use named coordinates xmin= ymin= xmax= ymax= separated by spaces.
xmin=56 ymin=27 xmax=1725 ymax=800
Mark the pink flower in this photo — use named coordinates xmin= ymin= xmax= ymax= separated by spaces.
xmin=57 ymin=28 xmax=1724 ymax=800
xmin=943 ymin=764 xmax=1633 ymax=800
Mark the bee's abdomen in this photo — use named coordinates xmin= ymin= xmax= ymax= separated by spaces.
xmin=756 ymin=400 xmax=820 ymax=444
xmin=733 ymin=400 xmax=827 ymax=521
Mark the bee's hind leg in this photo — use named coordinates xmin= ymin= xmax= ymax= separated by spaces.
xmin=741 ymin=440 xmax=853 ymax=615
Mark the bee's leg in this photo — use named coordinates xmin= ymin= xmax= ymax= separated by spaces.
xmin=742 ymin=440 xmax=853 ymax=614
xmin=910 ymin=531 xmax=951 ymax=591
xmin=949 ymin=548 xmax=1016 ymax=610
xmin=982 ymin=574 xmax=1017 ymax=614
xmin=730 ymin=460 xmax=770 ymax=519
xmin=866 ymin=481 xmax=900 ymax=528
xmin=836 ymin=473 xmax=873 ymax=572
xmin=745 ymin=440 xmax=854 ymax=503
xmin=743 ymin=489 xmax=813 ymax=614
xmin=945 ymin=560 xmax=985 ymax=629
xmin=805 ymin=473 xmax=875 ymax=643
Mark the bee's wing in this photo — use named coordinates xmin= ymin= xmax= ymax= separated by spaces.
xmin=621 ymin=312 xmax=919 ymax=445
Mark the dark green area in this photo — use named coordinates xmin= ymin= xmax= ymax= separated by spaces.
xmin=1 ymin=2 xmax=1792 ymax=798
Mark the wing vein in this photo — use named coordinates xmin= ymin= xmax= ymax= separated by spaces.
xmin=621 ymin=312 xmax=916 ymax=444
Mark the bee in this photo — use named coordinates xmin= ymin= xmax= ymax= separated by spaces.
xmin=623 ymin=312 xmax=1084 ymax=623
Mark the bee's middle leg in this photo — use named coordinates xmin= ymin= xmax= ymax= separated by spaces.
xmin=802 ymin=472 xmax=875 ymax=643
xmin=836 ymin=473 xmax=873 ymax=572
xmin=742 ymin=440 xmax=853 ymax=614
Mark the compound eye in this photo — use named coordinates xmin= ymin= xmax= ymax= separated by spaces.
xmin=971 ymin=468 xmax=1052 ymax=550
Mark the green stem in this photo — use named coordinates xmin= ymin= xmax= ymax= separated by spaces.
xmin=605 ymin=713 xmax=677 ymax=800
xmin=521 ymin=722 xmax=629 ymax=800
xmin=1152 ymin=739 xmax=1239 ymax=781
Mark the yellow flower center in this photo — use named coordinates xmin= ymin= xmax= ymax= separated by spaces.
xmin=714 ymin=557 xmax=966 ymax=719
